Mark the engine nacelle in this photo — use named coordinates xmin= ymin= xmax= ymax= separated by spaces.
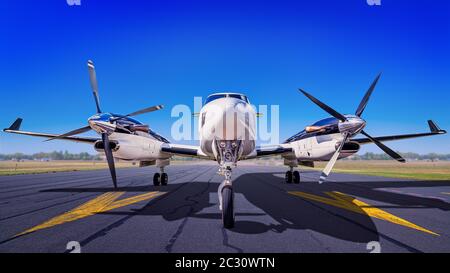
xmin=93 ymin=134 xmax=166 ymax=161
xmin=291 ymin=134 xmax=360 ymax=161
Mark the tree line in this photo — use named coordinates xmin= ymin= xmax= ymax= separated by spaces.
xmin=348 ymin=152 xmax=450 ymax=161
xmin=0 ymin=151 xmax=449 ymax=161
xmin=0 ymin=151 xmax=102 ymax=161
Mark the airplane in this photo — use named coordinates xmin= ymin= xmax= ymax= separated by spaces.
xmin=3 ymin=60 xmax=447 ymax=228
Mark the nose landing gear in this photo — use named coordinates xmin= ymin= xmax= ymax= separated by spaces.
xmin=215 ymin=140 xmax=241 ymax=229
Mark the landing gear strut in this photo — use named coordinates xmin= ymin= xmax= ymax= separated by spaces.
xmin=153 ymin=166 xmax=168 ymax=186
xmin=285 ymin=167 xmax=300 ymax=184
xmin=215 ymin=140 xmax=242 ymax=229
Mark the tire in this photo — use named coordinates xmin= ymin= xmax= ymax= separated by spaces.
xmin=161 ymin=173 xmax=168 ymax=186
xmin=153 ymin=173 xmax=161 ymax=186
xmin=293 ymin=171 xmax=300 ymax=184
xmin=285 ymin=171 xmax=293 ymax=183
xmin=222 ymin=186 xmax=234 ymax=229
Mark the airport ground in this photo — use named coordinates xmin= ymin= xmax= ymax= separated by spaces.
xmin=0 ymin=163 xmax=449 ymax=253
xmin=1 ymin=159 xmax=450 ymax=180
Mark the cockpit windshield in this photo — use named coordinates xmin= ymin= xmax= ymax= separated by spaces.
xmin=205 ymin=93 xmax=249 ymax=104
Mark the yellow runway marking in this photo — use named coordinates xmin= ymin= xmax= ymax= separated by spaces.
xmin=289 ymin=191 xmax=438 ymax=236
xmin=17 ymin=191 xmax=164 ymax=236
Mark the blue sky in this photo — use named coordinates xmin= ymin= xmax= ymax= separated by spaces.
xmin=1 ymin=0 xmax=449 ymax=154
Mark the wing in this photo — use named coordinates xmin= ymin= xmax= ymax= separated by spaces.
xmin=241 ymin=144 xmax=293 ymax=160
xmin=160 ymin=143 xmax=211 ymax=159
xmin=256 ymin=144 xmax=293 ymax=157
xmin=352 ymin=120 xmax=446 ymax=144
xmin=3 ymin=118 xmax=99 ymax=144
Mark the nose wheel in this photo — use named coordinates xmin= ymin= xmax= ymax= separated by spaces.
xmin=218 ymin=168 xmax=234 ymax=229
xmin=221 ymin=186 xmax=234 ymax=229
xmin=153 ymin=167 xmax=168 ymax=186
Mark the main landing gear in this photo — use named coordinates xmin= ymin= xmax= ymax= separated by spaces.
xmin=218 ymin=167 xmax=234 ymax=229
xmin=153 ymin=166 xmax=168 ymax=186
xmin=285 ymin=167 xmax=300 ymax=184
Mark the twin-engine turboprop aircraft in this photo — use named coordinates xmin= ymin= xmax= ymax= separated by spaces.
xmin=3 ymin=60 xmax=446 ymax=228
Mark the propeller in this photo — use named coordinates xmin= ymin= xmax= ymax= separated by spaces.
xmin=319 ymin=132 xmax=349 ymax=184
xmin=299 ymin=89 xmax=347 ymax=122
xmin=44 ymin=125 xmax=91 ymax=142
xmin=102 ymin=133 xmax=117 ymax=188
xmin=109 ymin=104 xmax=164 ymax=122
xmin=87 ymin=60 xmax=101 ymax=113
xmin=355 ymin=73 xmax=381 ymax=117
xmin=299 ymin=73 xmax=405 ymax=183
xmin=43 ymin=60 xmax=164 ymax=188
xmin=360 ymin=130 xmax=405 ymax=162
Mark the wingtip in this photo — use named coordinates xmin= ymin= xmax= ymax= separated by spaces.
xmin=427 ymin=120 xmax=444 ymax=133
xmin=5 ymin=118 xmax=23 ymax=131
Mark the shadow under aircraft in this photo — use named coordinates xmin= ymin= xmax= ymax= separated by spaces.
xmin=41 ymin=170 xmax=450 ymax=250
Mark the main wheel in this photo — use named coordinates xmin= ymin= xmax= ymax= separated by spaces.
xmin=285 ymin=171 xmax=293 ymax=183
xmin=293 ymin=171 xmax=300 ymax=184
xmin=153 ymin=173 xmax=160 ymax=186
xmin=161 ymin=173 xmax=168 ymax=186
xmin=222 ymin=186 xmax=234 ymax=229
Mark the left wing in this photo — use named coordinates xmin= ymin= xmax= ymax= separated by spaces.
xmin=352 ymin=120 xmax=446 ymax=144
xmin=3 ymin=118 xmax=99 ymax=144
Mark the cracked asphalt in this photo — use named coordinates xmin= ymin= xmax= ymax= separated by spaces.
xmin=1 ymin=163 xmax=450 ymax=253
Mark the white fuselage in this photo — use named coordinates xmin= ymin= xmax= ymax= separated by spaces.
xmin=198 ymin=96 xmax=257 ymax=160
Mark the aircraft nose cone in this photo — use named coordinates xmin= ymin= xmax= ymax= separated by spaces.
xmin=202 ymin=98 xmax=255 ymax=141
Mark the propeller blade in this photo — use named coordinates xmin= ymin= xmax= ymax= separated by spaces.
xmin=102 ymin=133 xmax=117 ymax=188
xmin=87 ymin=60 xmax=102 ymax=113
xmin=299 ymin=89 xmax=347 ymax=122
xmin=361 ymin=130 xmax=406 ymax=162
xmin=355 ymin=73 xmax=382 ymax=117
xmin=319 ymin=132 xmax=349 ymax=183
xmin=44 ymin=125 xmax=92 ymax=141
xmin=125 ymin=104 xmax=164 ymax=117
xmin=110 ymin=105 xmax=164 ymax=122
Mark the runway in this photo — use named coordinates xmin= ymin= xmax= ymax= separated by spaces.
xmin=1 ymin=163 xmax=449 ymax=253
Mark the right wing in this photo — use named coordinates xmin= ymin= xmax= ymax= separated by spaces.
xmin=160 ymin=143 xmax=212 ymax=159
xmin=352 ymin=120 xmax=446 ymax=144
xmin=3 ymin=118 xmax=99 ymax=144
